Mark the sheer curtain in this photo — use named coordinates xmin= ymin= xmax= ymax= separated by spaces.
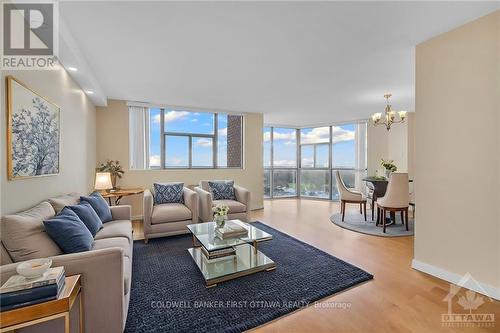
xmin=128 ymin=106 xmax=149 ymax=169
xmin=355 ymin=122 xmax=368 ymax=193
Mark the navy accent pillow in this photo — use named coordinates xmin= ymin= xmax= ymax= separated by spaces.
xmin=43 ymin=207 xmax=94 ymax=254
xmin=80 ymin=192 xmax=112 ymax=223
xmin=208 ymin=181 xmax=236 ymax=200
xmin=67 ymin=202 xmax=103 ymax=237
xmin=153 ymin=183 xmax=184 ymax=205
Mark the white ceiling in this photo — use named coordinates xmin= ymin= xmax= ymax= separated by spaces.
xmin=59 ymin=1 xmax=499 ymax=126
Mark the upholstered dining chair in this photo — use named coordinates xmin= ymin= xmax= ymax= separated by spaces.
xmin=335 ymin=171 xmax=367 ymax=222
xmin=376 ymin=173 xmax=410 ymax=233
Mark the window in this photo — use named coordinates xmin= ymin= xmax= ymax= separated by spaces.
xmin=272 ymin=128 xmax=297 ymax=167
xmin=264 ymin=170 xmax=271 ymax=198
xmin=332 ymin=124 xmax=355 ymax=168
xmin=149 ymin=108 xmax=162 ymax=168
xmin=300 ymin=170 xmax=330 ymax=198
xmin=264 ymin=123 xmax=367 ymax=200
xmin=263 ymin=127 xmax=271 ymax=168
xmin=165 ymin=135 xmax=189 ymax=167
xmin=272 ymin=170 xmax=297 ymax=197
xmin=131 ymin=106 xmax=243 ymax=169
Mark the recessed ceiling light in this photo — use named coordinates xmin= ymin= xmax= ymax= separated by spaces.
xmin=67 ymin=66 xmax=78 ymax=72
xmin=85 ymin=90 xmax=94 ymax=95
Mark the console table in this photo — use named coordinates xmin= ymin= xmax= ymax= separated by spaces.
xmin=100 ymin=188 xmax=144 ymax=205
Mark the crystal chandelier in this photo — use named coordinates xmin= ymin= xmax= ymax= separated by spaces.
xmin=371 ymin=93 xmax=407 ymax=131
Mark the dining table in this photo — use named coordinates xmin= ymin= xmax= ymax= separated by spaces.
xmin=362 ymin=177 xmax=413 ymax=225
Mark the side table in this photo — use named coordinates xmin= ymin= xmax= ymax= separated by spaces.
xmin=0 ymin=275 xmax=83 ymax=333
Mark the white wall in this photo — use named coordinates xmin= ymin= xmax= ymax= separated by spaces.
xmin=1 ymin=65 xmax=97 ymax=215
xmin=414 ymin=11 xmax=499 ymax=296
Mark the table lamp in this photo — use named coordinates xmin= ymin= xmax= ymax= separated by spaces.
xmin=94 ymin=172 xmax=113 ymax=192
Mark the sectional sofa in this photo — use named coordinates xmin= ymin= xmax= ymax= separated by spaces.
xmin=0 ymin=193 xmax=132 ymax=333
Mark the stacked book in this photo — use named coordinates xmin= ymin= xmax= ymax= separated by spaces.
xmin=0 ymin=267 xmax=65 ymax=311
xmin=201 ymin=246 xmax=236 ymax=262
xmin=215 ymin=221 xmax=248 ymax=240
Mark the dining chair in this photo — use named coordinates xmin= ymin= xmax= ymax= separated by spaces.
xmin=335 ymin=170 xmax=367 ymax=222
xmin=376 ymin=173 xmax=410 ymax=233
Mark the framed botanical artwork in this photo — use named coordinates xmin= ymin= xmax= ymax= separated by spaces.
xmin=6 ymin=76 xmax=60 ymax=180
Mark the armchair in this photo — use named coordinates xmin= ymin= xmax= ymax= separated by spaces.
xmin=143 ymin=187 xmax=198 ymax=243
xmin=195 ymin=180 xmax=250 ymax=222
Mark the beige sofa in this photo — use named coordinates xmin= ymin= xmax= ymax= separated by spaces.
xmin=0 ymin=193 xmax=132 ymax=333
xmin=143 ymin=187 xmax=198 ymax=243
xmin=195 ymin=180 xmax=250 ymax=222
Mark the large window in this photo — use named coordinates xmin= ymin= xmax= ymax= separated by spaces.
xmin=264 ymin=127 xmax=298 ymax=198
xmin=264 ymin=122 xmax=367 ymax=200
xmin=130 ymin=106 xmax=243 ymax=169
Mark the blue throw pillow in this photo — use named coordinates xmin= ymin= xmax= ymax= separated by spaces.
xmin=67 ymin=202 xmax=103 ymax=237
xmin=43 ymin=207 xmax=94 ymax=254
xmin=153 ymin=183 xmax=184 ymax=205
xmin=208 ymin=181 xmax=236 ymax=200
xmin=80 ymin=192 xmax=112 ymax=223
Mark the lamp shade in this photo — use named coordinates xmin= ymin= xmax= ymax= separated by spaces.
xmin=95 ymin=172 xmax=113 ymax=190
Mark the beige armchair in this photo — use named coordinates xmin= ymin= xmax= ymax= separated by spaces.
xmin=335 ymin=170 xmax=367 ymax=222
xmin=143 ymin=187 xmax=198 ymax=243
xmin=376 ymin=173 xmax=410 ymax=233
xmin=195 ymin=180 xmax=250 ymax=222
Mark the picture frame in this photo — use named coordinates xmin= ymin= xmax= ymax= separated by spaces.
xmin=6 ymin=76 xmax=60 ymax=180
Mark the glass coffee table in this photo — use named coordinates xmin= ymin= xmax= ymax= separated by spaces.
xmin=187 ymin=220 xmax=276 ymax=287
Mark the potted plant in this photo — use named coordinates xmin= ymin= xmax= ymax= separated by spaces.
xmin=380 ymin=159 xmax=397 ymax=178
xmin=98 ymin=160 xmax=125 ymax=189
xmin=212 ymin=203 xmax=229 ymax=228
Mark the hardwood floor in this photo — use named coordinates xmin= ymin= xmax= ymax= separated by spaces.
xmin=132 ymin=199 xmax=499 ymax=332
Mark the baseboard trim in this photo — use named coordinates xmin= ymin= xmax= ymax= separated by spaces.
xmin=411 ymin=259 xmax=500 ymax=300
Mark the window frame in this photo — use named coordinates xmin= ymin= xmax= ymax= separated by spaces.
xmin=264 ymin=123 xmax=365 ymax=201
xmin=154 ymin=108 xmax=243 ymax=169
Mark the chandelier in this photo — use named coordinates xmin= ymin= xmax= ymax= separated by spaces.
xmin=371 ymin=93 xmax=407 ymax=131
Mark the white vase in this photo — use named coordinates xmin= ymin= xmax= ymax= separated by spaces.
xmin=385 ymin=169 xmax=391 ymax=179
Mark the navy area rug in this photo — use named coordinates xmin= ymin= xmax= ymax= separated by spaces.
xmin=125 ymin=222 xmax=373 ymax=332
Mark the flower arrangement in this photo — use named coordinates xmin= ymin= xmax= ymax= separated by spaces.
xmin=380 ymin=159 xmax=397 ymax=173
xmin=98 ymin=160 xmax=125 ymax=189
xmin=212 ymin=203 xmax=229 ymax=228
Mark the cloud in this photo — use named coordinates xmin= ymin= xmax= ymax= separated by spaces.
xmin=332 ymin=126 xmax=355 ymax=144
xmin=301 ymin=157 xmax=314 ymax=167
xmin=149 ymin=155 xmax=160 ymax=167
xmin=191 ymin=118 xmax=198 ymax=122
xmin=195 ymin=138 xmax=212 ymax=148
xmin=300 ymin=127 xmax=330 ymax=144
xmin=264 ymin=126 xmax=354 ymax=144
xmin=218 ymin=128 xmax=227 ymax=137
xmin=153 ymin=110 xmax=190 ymax=124
xmin=166 ymin=157 xmax=184 ymax=166
xmin=263 ymin=130 xmax=296 ymax=142
xmin=273 ymin=159 xmax=296 ymax=167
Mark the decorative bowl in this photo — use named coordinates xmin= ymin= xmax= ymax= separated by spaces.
xmin=16 ymin=258 xmax=52 ymax=278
